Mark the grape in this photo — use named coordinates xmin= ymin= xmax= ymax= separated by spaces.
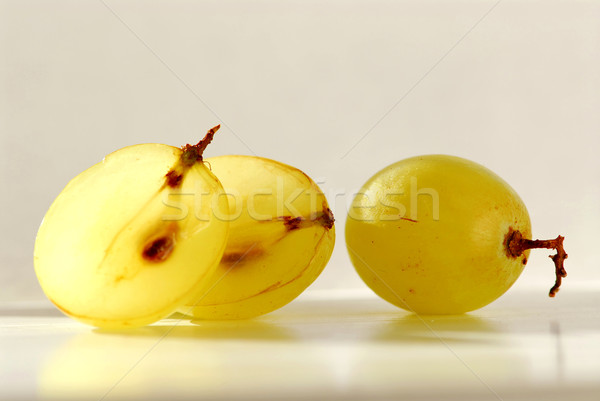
xmin=34 ymin=126 xmax=229 ymax=328
xmin=345 ymin=155 xmax=567 ymax=315
xmin=179 ymin=155 xmax=335 ymax=319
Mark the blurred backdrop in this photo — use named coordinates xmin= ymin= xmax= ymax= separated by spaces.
xmin=1 ymin=0 xmax=599 ymax=302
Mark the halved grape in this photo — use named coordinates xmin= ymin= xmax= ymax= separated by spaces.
xmin=34 ymin=127 xmax=229 ymax=328
xmin=180 ymin=155 xmax=335 ymax=319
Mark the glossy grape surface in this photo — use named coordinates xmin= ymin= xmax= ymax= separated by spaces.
xmin=346 ymin=155 xmax=531 ymax=314
xmin=180 ymin=155 xmax=335 ymax=319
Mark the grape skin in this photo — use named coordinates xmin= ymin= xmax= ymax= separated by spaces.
xmin=346 ymin=155 xmax=531 ymax=314
xmin=180 ymin=155 xmax=335 ymax=320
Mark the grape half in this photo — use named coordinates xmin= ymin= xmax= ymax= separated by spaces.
xmin=34 ymin=126 xmax=229 ymax=328
xmin=345 ymin=154 xmax=567 ymax=315
xmin=179 ymin=155 xmax=335 ymax=319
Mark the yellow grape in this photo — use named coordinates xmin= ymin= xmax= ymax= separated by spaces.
xmin=34 ymin=126 xmax=229 ymax=328
xmin=346 ymin=155 xmax=567 ymax=315
xmin=179 ymin=155 xmax=335 ymax=319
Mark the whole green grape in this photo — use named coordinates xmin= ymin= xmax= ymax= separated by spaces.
xmin=346 ymin=155 xmax=567 ymax=315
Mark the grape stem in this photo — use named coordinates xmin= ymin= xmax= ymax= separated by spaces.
xmin=505 ymin=229 xmax=568 ymax=297
xmin=165 ymin=124 xmax=221 ymax=188
xmin=181 ymin=124 xmax=221 ymax=166
xmin=283 ymin=206 xmax=335 ymax=231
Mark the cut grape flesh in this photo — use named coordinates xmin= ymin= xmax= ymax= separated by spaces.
xmin=34 ymin=129 xmax=229 ymax=328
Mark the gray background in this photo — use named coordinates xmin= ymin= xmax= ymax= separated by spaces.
xmin=1 ymin=0 xmax=599 ymax=302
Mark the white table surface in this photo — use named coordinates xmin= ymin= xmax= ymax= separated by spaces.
xmin=1 ymin=283 xmax=599 ymax=401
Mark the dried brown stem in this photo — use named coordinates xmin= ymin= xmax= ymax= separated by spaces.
xmin=164 ymin=125 xmax=221 ymax=188
xmin=506 ymin=229 xmax=568 ymax=297
xmin=283 ymin=206 xmax=335 ymax=231
xmin=181 ymin=124 xmax=221 ymax=166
